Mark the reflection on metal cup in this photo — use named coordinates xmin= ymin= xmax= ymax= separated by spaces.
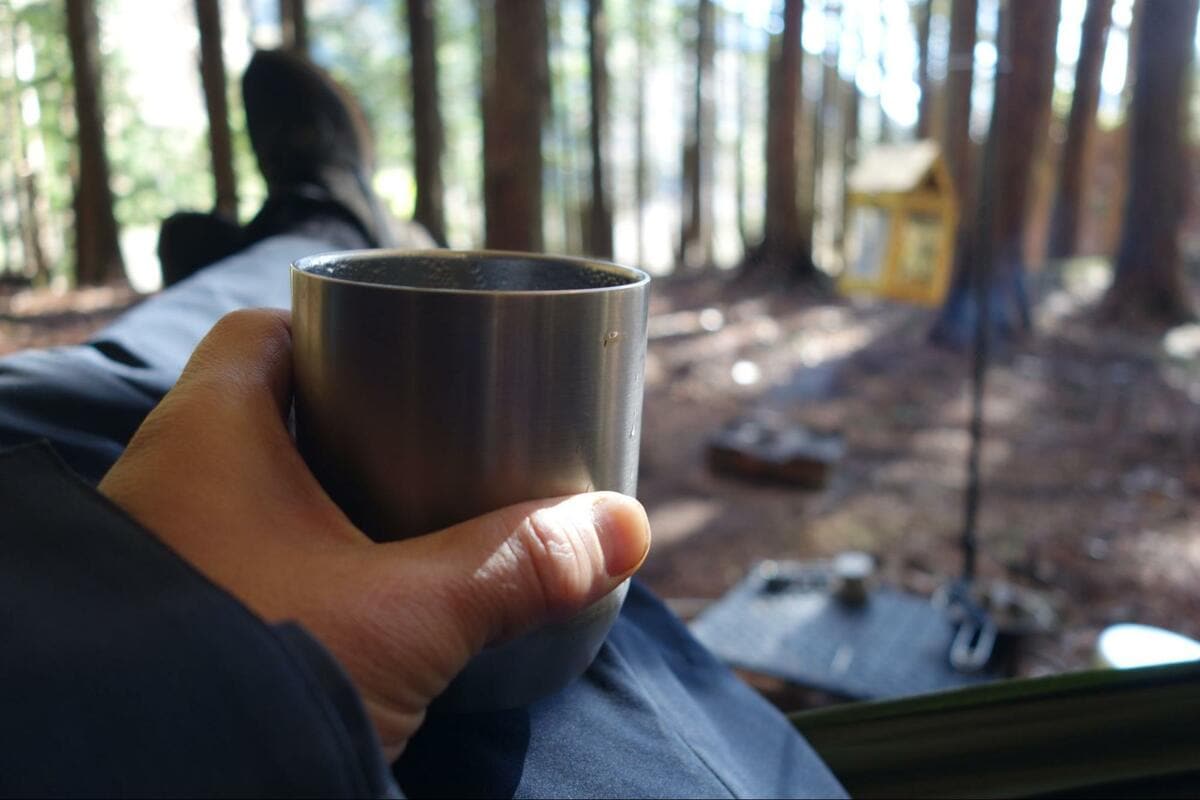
xmin=291 ymin=250 xmax=650 ymax=711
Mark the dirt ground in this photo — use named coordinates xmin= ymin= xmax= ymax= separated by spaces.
xmin=3 ymin=265 xmax=1198 ymax=685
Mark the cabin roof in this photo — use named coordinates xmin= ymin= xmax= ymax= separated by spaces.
xmin=847 ymin=140 xmax=943 ymax=195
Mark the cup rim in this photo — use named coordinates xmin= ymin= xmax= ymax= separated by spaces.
xmin=291 ymin=249 xmax=651 ymax=296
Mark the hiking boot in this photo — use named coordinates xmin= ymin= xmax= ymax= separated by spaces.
xmin=157 ymin=211 xmax=243 ymax=287
xmin=241 ymin=49 xmax=397 ymax=248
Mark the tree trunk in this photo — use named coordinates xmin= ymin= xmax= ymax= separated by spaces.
xmin=407 ymin=0 xmax=446 ymax=246
xmin=1099 ymin=0 xmax=1140 ymax=254
xmin=280 ymin=0 xmax=308 ymax=55
xmin=820 ymin=2 xmax=842 ymax=261
xmin=745 ymin=0 xmax=815 ymax=280
xmin=916 ymin=0 xmax=934 ymax=139
xmin=1047 ymin=0 xmax=1112 ymax=259
xmin=1103 ymin=0 xmax=1198 ymax=324
xmin=483 ymin=0 xmax=548 ymax=251
xmin=841 ymin=73 xmax=859 ymax=248
xmin=194 ymin=0 xmax=238 ymax=220
xmin=1121 ymin=0 xmax=1142 ymax=113
xmin=2 ymin=15 xmax=48 ymax=281
xmin=991 ymin=0 xmax=1059 ymax=272
xmin=943 ymin=0 xmax=976 ymax=203
xmin=679 ymin=0 xmax=715 ymax=270
xmin=586 ymin=0 xmax=613 ymax=258
xmin=634 ymin=0 xmax=648 ymax=266
xmin=932 ymin=0 xmax=1060 ymax=347
xmin=877 ymin=6 xmax=892 ymax=143
xmin=65 ymin=0 xmax=123 ymax=286
xmin=545 ymin=3 xmax=581 ymax=253
xmin=732 ymin=7 xmax=747 ymax=247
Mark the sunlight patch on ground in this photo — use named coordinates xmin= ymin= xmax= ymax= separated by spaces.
xmin=1036 ymin=257 xmax=1113 ymax=328
xmin=1127 ymin=525 xmax=1200 ymax=594
xmin=647 ymin=498 xmax=722 ymax=547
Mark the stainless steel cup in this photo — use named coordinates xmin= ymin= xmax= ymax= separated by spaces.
xmin=290 ymin=249 xmax=650 ymax=711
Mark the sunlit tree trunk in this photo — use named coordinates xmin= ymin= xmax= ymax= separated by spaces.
xmin=65 ymin=0 xmax=123 ymax=286
xmin=483 ymin=0 xmax=547 ymax=251
xmin=744 ymin=0 xmax=815 ymax=280
xmin=932 ymin=0 xmax=1060 ymax=346
xmin=915 ymin=0 xmax=933 ymax=139
xmin=841 ymin=73 xmax=859 ymax=247
xmin=586 ymin=0 xmax=612 ymax=258
xmin=407 ymin=0 xmax=446 ymax=246
xmin=819 ymin=1 xmax=842 ymax=261
xmin=546 ymin=3 xmax=581 ymax=253
xmin=194 ymin=0 xmax=238 ymax=219
xmin=732 ymin=7 xmax=747 ymax=247
xmin=2 ymin=14 xmax=48 ymax=281
xmin=280 ymin=0 xmax=308 ymax=55
xmin=633 ymin=0 xmax=648 ymax=266
xmin=1103 ymin=0 xmax=1198 ymax=324
xmin=679 ymin=0 xmax=715 ymax=270
xmin=876 ymin=5 xmax=892 ymax=143
xmin=931 ymin=0 xmax=978 ymax=346
xmin=1047 ymin=0 xmax=1112 ymax=259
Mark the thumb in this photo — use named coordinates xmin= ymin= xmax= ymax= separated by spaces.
xmin=332 ymin=492 xmax=650 ymax=755
xmin=378 ymin=492 xmax=651 ymax=657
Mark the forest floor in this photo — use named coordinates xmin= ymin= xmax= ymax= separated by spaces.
xmin=3 ymin=261 xmax=1198 ymax=696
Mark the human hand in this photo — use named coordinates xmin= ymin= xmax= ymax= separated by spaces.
xmin=98 ymin=309 xmax=651 ymax=759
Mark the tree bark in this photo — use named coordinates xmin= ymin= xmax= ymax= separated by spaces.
xmin=841 ymin=73 xmax=859 ymax=247
xmin=991 ymin=0 xmax=1059 ymax=274
xmin=933 ymin=0 xmax=1060 ymax=346
xmin=65 ymin=0 xmax=123 ymax=286
xmin=1103 ymin=0 xmax=1198 ymax=324
xmin=820 ymin=2 xmax=842 ymax=258
xmin=877 ymin=6 xmax=892 ymax=143
xmin=407 ymin=0 xmax=446 ymax=246
xmin=280 ymin=0 xmax=308 ymax=55
xmin=194 ymin=0 xmax=238 ymax=220
xmin=943 ymin=0 xmax=976 ymax=203
xmin=483 ymin=0 xmax=548 ymax=251
xmin=916 ymin=0 xmax=934 ymax=139
xmin=745 ymin=0 xmax=815 ymax=280
xmin=1047 ymin=0 xmax=1112 ymax=259
xmin=679 ymin=0 xmax=715 ymax=270
xmin=2 ymin=14 xmax=49 ymax=281
xmin=634 ymin=0 xmax=648 ymax=266
xmin=732 ymin=7 xmax=747 ymax=247
xmin=586 ymin=0 xmax=613 ymax=258
xmin=546 ymin=3 xmax=581 ymax=253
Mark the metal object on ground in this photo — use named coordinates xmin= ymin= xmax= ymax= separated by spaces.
xmin=832 ymin=551 xmax=874 ymax=605
xmin=707 ymin=414 xmax=844 ymax=488
xmin=690 ymin=560 xmax=998 ymax=700
xmin=932 ymin=578 xmax=1057 ymax=672
xmin=291 ymin=249 xmax=650 ymax=711
xmin=935 ymin=579 xmax=999 ymax=673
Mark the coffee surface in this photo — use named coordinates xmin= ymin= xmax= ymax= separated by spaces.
xmin=298 ymin=254 xmax=638 ymax=292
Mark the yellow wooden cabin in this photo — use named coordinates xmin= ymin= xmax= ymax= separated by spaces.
xmin=840 ymin=140 xmax=958 ymax=307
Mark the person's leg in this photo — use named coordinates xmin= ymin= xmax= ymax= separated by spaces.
xmin=0 ymin=46 xmax=428 ymax=483
xmin=396 ymin=581 xmax=847 ymax=798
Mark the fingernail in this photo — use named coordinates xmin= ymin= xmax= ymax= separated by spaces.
xmin=591 ymin=494 xmax=651 ymax=578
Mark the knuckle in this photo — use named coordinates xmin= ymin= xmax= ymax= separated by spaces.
xmin=515 ymin=509 xmax=598 ymax=617
xmin=212 ymin=308 xmax=274 ymax=336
